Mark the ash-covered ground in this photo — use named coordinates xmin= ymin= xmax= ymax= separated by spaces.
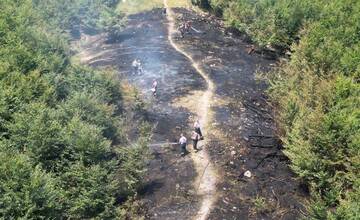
xmin=76 ymin=7 xmax=308 ymax=220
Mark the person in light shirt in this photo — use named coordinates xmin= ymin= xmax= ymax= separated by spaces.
xmin=132 ymin=59 xmax=138 ymax=74
xmin=132 ymin=58 xmax=143 ymax=74
xmin=179 ymin=133 xmax=187 ymax=156
xmin=194 ymin=119 xmax=203 ymax=138
xmin=151 ymin=79 xmax=158 ymax=96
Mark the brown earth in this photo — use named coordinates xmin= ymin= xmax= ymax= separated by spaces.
xmin=75 ymin=7 xmax=308 ymax=220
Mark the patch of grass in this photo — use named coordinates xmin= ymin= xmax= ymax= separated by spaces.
xmin=167 ymin=0 xmax=192 ymax=8
xmin=117 ymin=0 xmax=163 ymax=15
xmin=70 ymin=54 xmax=82 ymax=65
xmin=253 ymin=195 xmax=270 ymax=214
xmin=116 ymin=0 xmax=191 ymax=15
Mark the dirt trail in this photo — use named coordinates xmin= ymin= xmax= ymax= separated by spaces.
xmin=164 ymin=1 xmax=218 ymax=219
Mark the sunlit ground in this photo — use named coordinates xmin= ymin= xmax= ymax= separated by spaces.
xmin=117 ymin=0 xmax=191 ymax=15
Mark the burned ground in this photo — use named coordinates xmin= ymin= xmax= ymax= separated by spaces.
xmin=75 ymin=7 xmax=307 ymax=220
xmin=172 ymin=8 xmax=308 ymax=219
xmin=77 ymin=9 xmax=203 ymax=219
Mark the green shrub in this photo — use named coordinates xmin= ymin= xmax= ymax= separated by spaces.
xmin=0 ymin=0 xmax=149 ymax=218
xmin=60 ymin=162 xmax=117 ymax=218
xmin=0 ymin=150 xmax=63 ymax=219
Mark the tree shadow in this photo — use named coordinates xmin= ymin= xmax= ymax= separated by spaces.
xmin=138 ymin=180 xmax=164 ymax=196
xmin=105 ymin=33 xmax=134 ymax=44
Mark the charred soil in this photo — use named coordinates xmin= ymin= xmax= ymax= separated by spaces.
xmin=75 ymin=7 xmax=308 ymax=220
xmin=171 ymin=8 xmax=308 ymax=220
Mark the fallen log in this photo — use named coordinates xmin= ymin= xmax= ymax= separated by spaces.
xmin=243 ymin=102 xmax=273 ymax=120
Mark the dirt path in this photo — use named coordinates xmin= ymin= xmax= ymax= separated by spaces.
xmin=164 ymin=1 xmax=218 ymax=220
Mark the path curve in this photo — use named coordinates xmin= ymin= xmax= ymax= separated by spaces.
xmin=163 ymin=1 xmax=218 ymax=219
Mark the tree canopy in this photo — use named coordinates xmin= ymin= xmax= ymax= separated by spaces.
xmin=0 ymin=0 xmax=148 ymax=218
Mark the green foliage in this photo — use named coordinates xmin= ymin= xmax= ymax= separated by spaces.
xmin=60 ymin=162 xmax=116 ymax=218
xmin=0 ymin=0 xmax=149 ymax=218
xmin=116 ymin=129 xmax=151 ymax=196
xmin=199 ymin=0 xmax=324 ymax=49
xmin=263 ymin=1 xmax=360 ymax=218
xmin=6 ymin=103 xmax=65 ymax=171
xmin=100 ymin=9 xmax=126 ymax=38
xmin=33 ymin=0 xmax=125 ymax=36
xmin=252 ymin=195 xmax=269 ymax=214
xmin=116 ymin=0 xmax=163 ymax=15
xmin=0 ymin=150 xmax=62 ymax=219
xmin=292 ymin=0 xmax=360 ymax=76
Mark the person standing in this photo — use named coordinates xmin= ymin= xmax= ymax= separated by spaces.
xmin=179 ymin=23 xmax=185 ymax=38
xmin=132 ymin=58 xmax=143 ymax=74
xmin=137 ymin=58 xmax=143 ymax=74
xmin=179 ymin=133 xmax=187 ymax=156
xmin=151 ymin=79 xmax=158 ymax=96
xmin=191 ymin=130 xmax=200 ymax=151
xmin=132 ymin=59 xmax=139 ymax=74
xmin=194 ymin=119 xmax=203 ymax=138
xmin=162 ymin=7 xmax=167 ymax=16
xmin=184 ymin=21 xmax=192 ymax=34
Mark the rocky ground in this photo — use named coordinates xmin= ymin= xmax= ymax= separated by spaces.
xmin=75 ymin=7 xmax=308 ymax=220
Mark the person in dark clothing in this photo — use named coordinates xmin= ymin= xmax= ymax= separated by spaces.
xmin=191 ymin=130 xmax=200 ymax=151
xmin=184 ymin=21 xmax=192 ymax=34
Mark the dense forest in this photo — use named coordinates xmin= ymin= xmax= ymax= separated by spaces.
xmin=192 ymin=0 xmax=359 ymax=218
xmin=0 ymin=0 xmax=149 ymax=219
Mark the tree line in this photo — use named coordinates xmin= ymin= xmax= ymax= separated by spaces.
xmin=192 ymin=0 xmax=359 ymax=219
xmin=0 ymin=0 xmax=149 ymax=219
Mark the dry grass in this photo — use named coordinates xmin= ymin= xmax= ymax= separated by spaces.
xmin=167 ymin=0 xmax=192 ymax=8
xmin=117 ymin=0 xmax=163 ymax=14
xmin=117 ymin=0 xmax=191 ymax=15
